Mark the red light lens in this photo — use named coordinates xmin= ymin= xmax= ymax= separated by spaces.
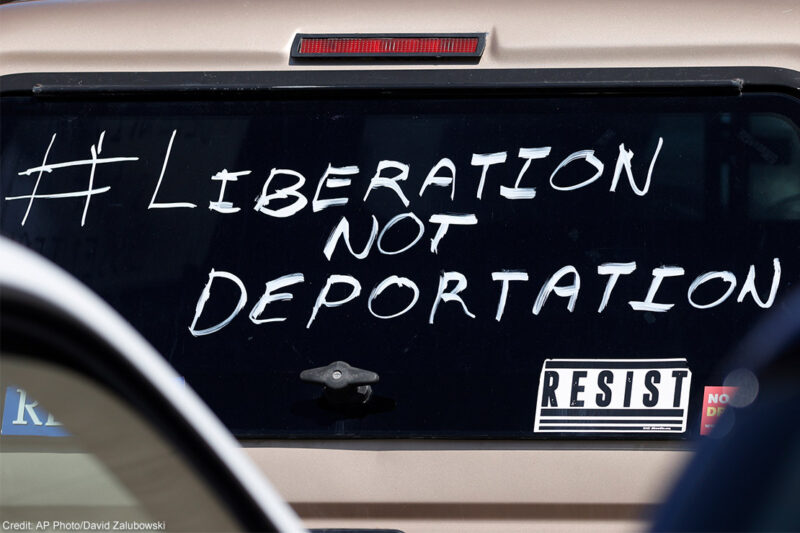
xmin=298 ymin=36 xmax=480 ymax=56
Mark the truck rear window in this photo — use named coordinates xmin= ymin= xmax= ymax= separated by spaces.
xmin=2 ymin=89 xmax=798 ymax=438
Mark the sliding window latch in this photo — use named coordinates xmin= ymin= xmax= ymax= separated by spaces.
xmin=300 ymin=360 xmax=379 ymax=405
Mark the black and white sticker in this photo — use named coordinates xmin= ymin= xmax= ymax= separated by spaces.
xmin=534 ymin=358 xmax=691 ymax=433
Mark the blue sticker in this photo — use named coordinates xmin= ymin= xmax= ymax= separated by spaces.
xmin=1 ymin=386 xmax=69 ymax=436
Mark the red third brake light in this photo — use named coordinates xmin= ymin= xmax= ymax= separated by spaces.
xmin=300 ymin=37 xmax=478 ymax=55
xmin=292 ymin=34 xmax=485 ymax=59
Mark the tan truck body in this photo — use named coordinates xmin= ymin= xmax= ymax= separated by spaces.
xmin=3 ymin=1 xmax=797 ymax=530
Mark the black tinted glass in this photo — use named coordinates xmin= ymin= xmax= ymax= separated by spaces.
xmin=2 ymin=91 xmax=799 ymax=438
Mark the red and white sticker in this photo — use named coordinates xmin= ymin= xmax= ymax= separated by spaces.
xmin=700 ymin=386 xmax=738 ymax=435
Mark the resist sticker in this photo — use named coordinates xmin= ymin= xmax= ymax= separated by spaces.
xmin=700 ymin=386 xmax=738 ymax=436
xmin=534 ymin=358 xmax=692 ymax=433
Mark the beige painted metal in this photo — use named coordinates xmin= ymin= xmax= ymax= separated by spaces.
xmin=1 ymin=0 xmax=800 ymax=75
xmin=244 ymin=441 xmax=692 ymax=532
xmin=244 ymin=441 xmax=691 ymax=533
xmin=293 ymin=503 xmax=654 ymax=533
xmin=1 ymin=0 xmax=788 ymax=531
xmin=244 ymin=441 xmax=690 ymax=505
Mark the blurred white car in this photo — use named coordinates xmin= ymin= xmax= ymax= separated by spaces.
xmin=0 ymin=237 xmax=305 ymax=532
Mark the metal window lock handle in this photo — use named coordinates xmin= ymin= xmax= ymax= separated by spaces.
xmin=299 ymin=361 xmax=379 ymax=405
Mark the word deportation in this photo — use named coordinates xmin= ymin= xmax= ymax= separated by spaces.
xmin=7 ymin=130 xmax=664 ymax=227
xmin=188 ymin=259 xmax=781 ymax=334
